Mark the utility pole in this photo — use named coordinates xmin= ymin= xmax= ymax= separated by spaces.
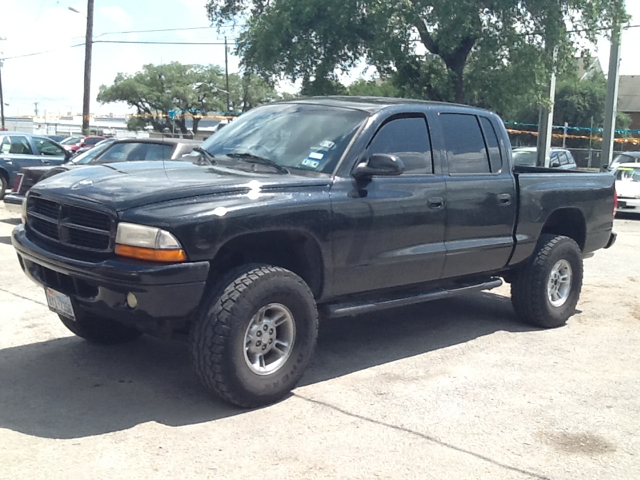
xmin=0 ymin=58 xmax=5 ymax=130
xmin=224 ymin=36 xmax=230 ymax=112
xmin=82 ymin=0 xmax=94 ymax=135
xmin=34 ymin=102 xmax=39 ymax=116
xmin=537 ymin=46 xmax=557 ymax=168
xmin=0 ymin=37 xmax=6 ymax=130
xmin=602 ymin=22 xmax=622 ymax=170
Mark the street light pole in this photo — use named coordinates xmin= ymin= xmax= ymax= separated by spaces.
xmin=81 ymin=0 xmax=94 ymax=135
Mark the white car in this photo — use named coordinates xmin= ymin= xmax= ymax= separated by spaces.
xmin=614 ymin=163 xmax=640 ymax=214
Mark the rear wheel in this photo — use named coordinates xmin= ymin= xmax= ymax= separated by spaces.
xmin=59 ymin=312 xmax=142 ymax=345
xmin=0 ymin=175 xmax=8 ymax=200
xmin=511 ymin=234 xmax=583 ymax=328
xmin=191 ymin=264 xmax=318 ymax=408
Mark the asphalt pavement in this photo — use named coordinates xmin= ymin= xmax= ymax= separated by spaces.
xmin=0 ymin=206 xmax=638 ymax=480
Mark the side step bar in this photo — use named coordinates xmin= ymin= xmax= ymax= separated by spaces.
xmin=326 ymin=278 xmax=503 ymax=319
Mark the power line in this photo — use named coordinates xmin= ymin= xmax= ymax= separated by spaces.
xmin=1 ymin=43 xmax=85 ymax=60
xmin=71 ymin=24 xmax=247 ymax=41
xmin=94 ymin=40 xmax=233 ymax=45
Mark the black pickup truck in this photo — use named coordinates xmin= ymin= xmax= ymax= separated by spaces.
xmin=12 ymin=97 xmax=617 ymax=408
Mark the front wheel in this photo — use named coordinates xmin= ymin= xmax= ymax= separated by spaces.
xmin=191 ymin=265 xmax=318 ymax=408
xmin=511 ymin=234 xmax=583 ymax=328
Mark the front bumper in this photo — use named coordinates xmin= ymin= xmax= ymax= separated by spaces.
xmin=617 ymin=198 xmax=640 ymax=212
xmin=12 ymin=224 xmax=210 ymax=335
xmin=3 ymin=193 xmax=24 ymax=214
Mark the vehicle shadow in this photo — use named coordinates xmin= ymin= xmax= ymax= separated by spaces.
xmin=0 ymin=217 xmax=21 ymax=225
xmin=0 ymin=291 xmax=534 ymax=440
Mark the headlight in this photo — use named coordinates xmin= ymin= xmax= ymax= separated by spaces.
xmin=115 ymin=222 xmax=186 ymax=262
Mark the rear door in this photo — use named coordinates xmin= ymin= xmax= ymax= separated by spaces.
xmin=330 ymin=114 xmax=447 ymax=296
xmin=433 ymin=113 xmax=517 ymax=278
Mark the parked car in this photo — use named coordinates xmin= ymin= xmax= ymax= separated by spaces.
xmin=59 ymin=136 xmax=84 ymax=149
xmin=64 ymin=135 xmax=106 ymax=154
xmin=512 ymin=147 xmax=578 ymax=169
xmin=74 ymin=137 xmax=114 ymax=157
xmin=45 ymin=135 xmax=67 ymax=143
xmin=11 ymin=97 xmax=616 ymax=408
xmin=613 ymin=163 xmax=640 ymax=214
xmin=0 ymin=132 xmax=71 ymax=200
xmin=609 ymin=152 xmax=640 ymax=171
xmin=3 ymin=138 xmax=198 ymax=212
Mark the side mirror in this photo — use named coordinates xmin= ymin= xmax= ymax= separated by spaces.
xmin=353 ymin=153 xmax=405 ymax=179
xmin=550 ymin=160 xmax=560 ymax=168
xmin=63 ymin=150 xmax=73 ymax=162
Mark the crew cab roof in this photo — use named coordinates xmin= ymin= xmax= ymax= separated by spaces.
xmin=279 ymin=96 xmax=493 ymax=115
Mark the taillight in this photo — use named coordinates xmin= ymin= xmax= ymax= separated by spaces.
xmin=12 ymin=173 xmax=24 ymax=193
xmin=613 ymin=189 xmax=618 ymax=214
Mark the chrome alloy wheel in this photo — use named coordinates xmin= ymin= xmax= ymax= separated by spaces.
xmin=547 ymin=259 xmax=573 ymax=307
xmin=243 ymin=303 xmax=296 ymax=375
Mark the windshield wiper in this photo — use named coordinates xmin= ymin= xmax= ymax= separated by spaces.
xmin=193 ymin=147 xmax=217 ymax=165
xmin=226 ymin=152 xmax=289 ymax=174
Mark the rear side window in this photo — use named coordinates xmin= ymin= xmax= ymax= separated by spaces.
xmin=368 ymin=116 xmax=433 ymax=174
xmin=559 ymin=153 xmax=569 ymax=165
xmin=479 ymin=117 xmax=502 ymax=172
xmin=441 ymin=114 xmax=490 ymax=174
xmin=1 ymin=135 xmax=34 ymax=155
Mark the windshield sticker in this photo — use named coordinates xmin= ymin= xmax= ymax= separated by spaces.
xmin=301 ymin=159 xmax=320 ymax=168
xmin=319 ymin=140 xmax=335 ymax=149
xmin=308 ymin=151 xmax=324 ymax=160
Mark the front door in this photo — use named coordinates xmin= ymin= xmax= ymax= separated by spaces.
xmin=330 ymin=115 xmax=447 ymax=297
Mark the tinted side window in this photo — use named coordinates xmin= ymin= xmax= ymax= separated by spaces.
xmin=441 ymin=114 xmax=490 ymax=174
xmin=479 ymin=117 xmax=502 ymax=172
xmin=144 ymin=144 xmax=174 ymax=160
xmin=34 ymin=137 xmax=65 ymax=156
xmin=368 ymin=117 xmax=432 ymax=174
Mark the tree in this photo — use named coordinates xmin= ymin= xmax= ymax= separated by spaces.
xmin=97 ymin=63 xmax=280 ymax=133
xmin=206 ymin=0 xmax=628 ymax=106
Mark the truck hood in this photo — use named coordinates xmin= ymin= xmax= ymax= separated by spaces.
xmin=30 ymin=160 xmax=331 ymax=211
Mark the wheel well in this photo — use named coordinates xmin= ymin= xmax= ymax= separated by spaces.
xmin=209 ymin=231 xmax=324 ymax=298
xmin=540 ymin=208 xmax=586 ymax=250
xmin=0 ymin=168 xmax=8 ymax=184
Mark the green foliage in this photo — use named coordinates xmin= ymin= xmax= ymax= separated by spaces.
xmin=346 ymin=78 xmax=399 ymax=97
xmin=206 ymin=0 xmax=629 ymax=105
xmin=97 ymin=63 xmax=280 ymax=133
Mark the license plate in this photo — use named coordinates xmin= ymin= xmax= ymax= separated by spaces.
xmin=45 ymin=288 xmax=75 ymax=320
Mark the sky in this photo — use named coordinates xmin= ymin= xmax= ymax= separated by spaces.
xmin=1 ymin=0 xmax=640 ymax=118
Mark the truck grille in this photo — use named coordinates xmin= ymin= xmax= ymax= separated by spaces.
xmin=27 ymin=196 xmax=114 ymax=253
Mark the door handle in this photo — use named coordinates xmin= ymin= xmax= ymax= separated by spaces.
xmin=497 ymin=193 xmax=511 ymax=205
xmin=428 ymin=196 xmax=445 ymax=209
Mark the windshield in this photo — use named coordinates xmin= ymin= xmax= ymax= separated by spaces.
xmin=199 ymin=103 xmax=369 ymax=174
xmin=61 ymin=136 xmax=82 ymax=145
xmin=615 ymin=167 xmax=640 ymax=182
xmin=612 ymin=154 xmax=640 ymax=165
xmin=512 ymin=150 xmax=537 ymax=167
xmin=71 ymin=140 xmax=113 ymax=164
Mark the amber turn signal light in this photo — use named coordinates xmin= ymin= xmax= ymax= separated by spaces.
xmin=115 ymin=244 xmax=187 ymax=263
